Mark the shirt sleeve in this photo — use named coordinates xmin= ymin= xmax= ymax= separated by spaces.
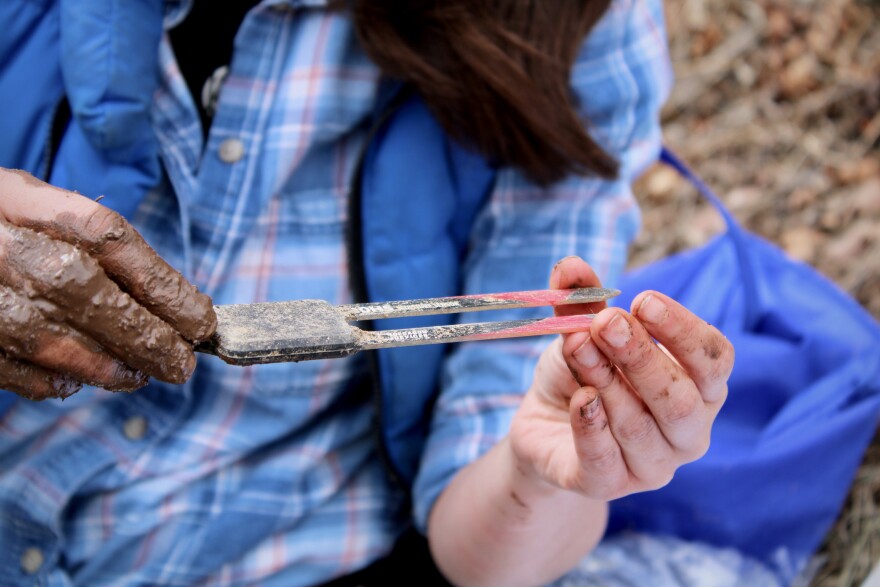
xmin=412 ymin=0 xmax=673 ymax=532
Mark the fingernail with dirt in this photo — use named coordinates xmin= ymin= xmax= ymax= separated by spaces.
xmin=637 ymin=294 xmax=668 ymax=324
xmin=573 ymin=334 xmax=601 ymax=368
xmin=104 ymin=364 xmax=150 ymax=392
xmin=582 ymin=394 xmax=601 ymax=421
xmin=53 ymin=376 xmax=82 ymax=400
xmin=600 ymin=314 xmax=632 ymax=348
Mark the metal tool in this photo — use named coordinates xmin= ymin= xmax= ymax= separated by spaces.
xmin=196 ymin=287 xmax=619 ymax=365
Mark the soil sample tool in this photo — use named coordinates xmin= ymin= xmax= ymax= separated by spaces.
xmin=197 ymin=287 xmax=618 ymax=365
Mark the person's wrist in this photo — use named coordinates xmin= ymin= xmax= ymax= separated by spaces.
xmin=500 ymin=434 xmax=610 ymax=540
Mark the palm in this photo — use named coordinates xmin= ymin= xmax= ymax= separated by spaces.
xmin=509 ymin=339 xmax=606 ymax=494
xmin=511 ymin=389 xmax=586 ymax=492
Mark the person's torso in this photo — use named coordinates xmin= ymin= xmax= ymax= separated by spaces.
xmin=0 ymin=3 xmax=413 ymax=585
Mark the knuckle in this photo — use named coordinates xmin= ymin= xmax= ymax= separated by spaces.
xmin=704 ymin=336 xmax=735 ymax=381
xmin=675 ymin=432 xmax=712 ymax=463
xmin=706 ymin=350 xmax=733 ymax=384
xmin=637 ymin=466 xmax=675 ymax=491
xmin=599 ymin=476 xmax=629 ymax=500
xmin=719 ymin=336 xmax=735 ymax=375
xmin=611 ymin=475 xmax=630 ymax=497
xmin=691 ymin=436 xmax=712 ymax=461
xmin=582 ymin=444 xmax=620 ymax=473
xmin=660 ymin=393 xmax=701 ymax=426
xmin=713 ymin=382 xmax=730 ymax=407
xmin=80 ymin=206 xmax=129 ymax=252
xmin=619 ymin=339 xmax=659 ymax=376
xmin=615 ymin=410 xmax=656 ymax=445
xmin=665 ymin=308 xmax=701 ymax=349
xmin=650 ymin=470 xmax=675 ymax=490
xmin=46 ymin=243 xmax=98 ymax=286
xmin=587 ymin=360 xmax=616 ymax=389
xmin=0 ymin=286 xmax=35 ymax=326
xmin=76 ymin=355 xmax=119 ymax=386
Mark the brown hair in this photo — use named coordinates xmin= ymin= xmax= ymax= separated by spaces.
xmin=336 ymin=0 xmax=617 ymax=186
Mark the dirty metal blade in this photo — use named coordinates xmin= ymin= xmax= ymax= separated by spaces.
xmin=198 ymin=287 xmax=612 ymax=366
xmin=357 ymin=314 xmax=595 ymax=350
xmin=336 ymin=287 xmax=618 ymax=321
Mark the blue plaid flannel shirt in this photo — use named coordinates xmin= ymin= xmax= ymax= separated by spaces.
xmin=0 ymin=0 xmax=671 ymax=585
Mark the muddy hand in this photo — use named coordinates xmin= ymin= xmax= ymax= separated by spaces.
xmin=509 ymin=256 xmax=733 ymax=500
xmin=0 ymin=168 xmax=217 ymax=400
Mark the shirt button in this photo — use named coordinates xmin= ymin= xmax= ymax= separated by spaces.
xmin=218 ymin=138 xmax=245 ymax=163
xmin=20 ymin=547 xmax=44 ymax=575
xmin=123 ymin=416 xmax=148 ymax=441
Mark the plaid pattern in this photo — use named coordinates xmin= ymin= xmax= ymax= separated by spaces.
xmin=0 ymin=0 xmax=670 ymax=585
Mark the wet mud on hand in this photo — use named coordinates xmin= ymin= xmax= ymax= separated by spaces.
xmin=0 ymin=222 xmax=196 ymax=385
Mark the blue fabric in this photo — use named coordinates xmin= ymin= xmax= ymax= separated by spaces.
xmin=0 ymin=0 xmax=63 ymax=176
xmin=358 ymin=93 xmax=496 ymax=483
xmin=608 ymin=149 xmax=880 ymax=581
xmin=0 ymin=0 xmax=162 ymax=218
xmin=53 ymin=0 xmax=164 ymax=218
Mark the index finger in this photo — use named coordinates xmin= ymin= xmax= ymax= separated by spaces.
xmin=0 ymin=169 xmax=216 ymax=343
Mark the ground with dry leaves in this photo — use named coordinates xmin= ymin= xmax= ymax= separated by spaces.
xmin=631 ymin=0 xmax=879 ymax=584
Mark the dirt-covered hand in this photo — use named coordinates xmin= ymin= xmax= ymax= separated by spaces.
xmin=510 ymin=256 xmax=732 ymax=500
xmin=0 ymin=168 xmax=216 ymax=400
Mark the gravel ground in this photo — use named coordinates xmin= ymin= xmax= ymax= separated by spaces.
xmin=631 ymin=0 xmax=880 ymax=584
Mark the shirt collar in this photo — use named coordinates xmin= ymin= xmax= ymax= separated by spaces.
xmin=164 ymin=0 xmax=330 ymax=29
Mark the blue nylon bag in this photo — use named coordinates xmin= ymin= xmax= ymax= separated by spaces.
xmin=607 ymin=148 xmax=880 ymax=582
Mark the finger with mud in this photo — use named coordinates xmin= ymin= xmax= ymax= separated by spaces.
xmin=0 ymin=351 xmax=81 ymax=401
xmin=0 ymin=286 xmax=148 ymax=392
xmin=0 ymin=169 xmax=216 ymax=343
xmin=0 ymin=224 xmax=196 ymax=384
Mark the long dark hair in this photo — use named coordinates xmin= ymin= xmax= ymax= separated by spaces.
xmin=337 ymin=0 xmax=617 ymax=186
